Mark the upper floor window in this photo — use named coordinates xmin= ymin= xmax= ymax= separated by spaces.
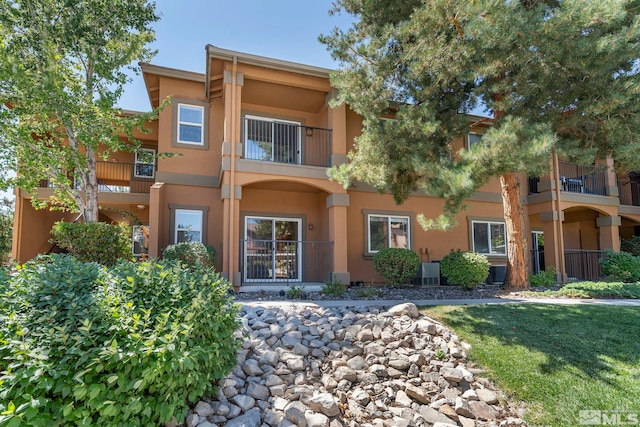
xmin=472 ymin=220 xmax=506 ymax=255
xmin=177 ymin=104 xmax=204 ymax=145
xmin=467 ymin=133 xmax=484 ymax=150
xmin=367 ymin=214 xmax=410 ymax=253
xmin=175 ymin=209 xmax=203 ymax=243
xmin=134 ymin=148 xmax=156 ymax=179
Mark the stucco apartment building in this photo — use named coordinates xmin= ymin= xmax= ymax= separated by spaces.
xmin=12 ymin=45 xmax=640 ymax=288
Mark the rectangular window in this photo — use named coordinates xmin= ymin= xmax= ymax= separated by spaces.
xmin=367 ymin=214 xmax=410 ymax=253
xmin=178 ymin=104 xmax=204 ymax=145
xmin=472 ymin=221 xmax=506 ymax=255
xmin=467 ymin=133 xmax=484 ymax=149
xmin=175 ymin=209 xmax=203 ymax=243
xmin=134 ymin=148 xmax=156 ymax=178
xmin=132 ymin=225 xmax=149 ymax=256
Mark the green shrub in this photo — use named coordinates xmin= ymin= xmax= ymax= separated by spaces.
xmin=621 ymin=236 xmax=640 ymax=257
xmin=372 ymin=248 xmax=420 ymax=286
xmin=441 ymin=251 xmax=490 ymax=289
xmin=286 ymin=284 xmax=304 ymax=299
xmin=529 ymin=266 xmax=557 ymax=287
xmin=0 ymin=254 xmax=240 ymax=426
xmin=50 ymin=221 xmax=133 ymax=266
xmin=163 ymin=241 xmax=217 ymax=269
xmin=321 ymin=280 xmax=346 ymax=297
xmin=599 ymin=250 xmax=640 ymax=282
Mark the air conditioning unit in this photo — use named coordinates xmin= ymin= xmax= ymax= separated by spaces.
xmin=488 ymin=265 xmax=507 ymax=284
xmin=419 ymin=262 xmax=440 ymax=286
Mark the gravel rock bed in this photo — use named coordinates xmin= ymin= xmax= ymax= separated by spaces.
xmin=183 ymin=302 xmax=527 ymax=427
xmin=234 ymin=284 xmax=507 ymax=303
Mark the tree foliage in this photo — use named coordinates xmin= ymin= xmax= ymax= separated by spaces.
xmin=322 ymin=0 xmax=640 ymax=287
xmin=0 ymin=0 xmax=160 ymax=222
xmin=0 ymin=198 xmax=12 ymax=261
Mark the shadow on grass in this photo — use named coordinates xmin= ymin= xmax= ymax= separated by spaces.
xmin=433 ymin=304 xmax=640 ymax=386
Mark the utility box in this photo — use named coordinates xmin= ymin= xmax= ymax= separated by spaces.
xmin=419 ymin=262 xmax=440 ymax=286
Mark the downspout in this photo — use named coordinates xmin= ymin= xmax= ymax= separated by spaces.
xmin=552 ymin=151 xmax=566 ymax=283
xmin=228 ymin=56 xmax=238 ymax=281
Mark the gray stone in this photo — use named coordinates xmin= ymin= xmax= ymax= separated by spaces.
xmin=265 ymin=374 xmax=284 ymax=387
xmin=227 ymin=404 xmax=242 ymax=419
xmin=286 ymin=357 xmax=306 ymax=372
xmin=405 ymin=383 xmax=434 ymax=404
xmin=388 ymin=358 xmax=411 ymax=371
xmin=194 ymin=401 xmax=214 ymax=417
xmin=441 ymin=367 xmax=464 ymax=383
xmin=476 ymin=388 xmax=498 ymax=404
xmin=459 ymin=415 xmax=476 ymax=427
xmin=347 ymin=356 xmax=368 ymax=371
xmin=469 ymin=400 xmax=498 ymax=420
xmin=242 ymin=360 xmax=264 ymax=377
xmin=284 ymin=401 xmax=308 ymax=427
xmin=419 ymin=406 xmax=458 ymax=425
xmin=368 ymin=364 xmax=388 ymax=378
xmin=259 ymin=350 xmax=280 ymax=367
xmin=293 ymin=342 xmax=310 ymax=356
xmin=231 ymin=394 xmax=256 ymax=412
xmin=185 ymin=413 xmax=199 ymax=427
xmin=455 ymin=397 xmax=474 ymax=418
xmin=334 ymin=366 xmax=357 ymax=382
xmin=394 ymin=390 xmax=412 ymax=407
xmin=307 ymin=393 xmax=341 ymax=417
xmin=246 ymin=382 xmax=270 ymax=401
xmin=225 ymin=407 xmax=262 ymax=427
xmin=352 ymin=389 xmax=371 ymax=406
xmin=305 ymin=412 xmax=330 ymax=427
xmin=387 ymin=303 xmax=420 ymax=318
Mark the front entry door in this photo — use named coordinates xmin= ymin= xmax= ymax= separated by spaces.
xmin=244 ymin=216 xmax=302 ymax=282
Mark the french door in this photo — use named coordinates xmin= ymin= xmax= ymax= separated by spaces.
xmin=244 ymin=216 xmax=302 ymax=282
xmin=532 ymin=231 xmax=545 ymax=274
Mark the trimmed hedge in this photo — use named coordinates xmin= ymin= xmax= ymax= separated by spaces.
xmin=163 ymin=241 xmax=216 ymax=269
xmin=50 ymin=221 xmax=133 ymax=266
xmin=373 ymin=248 xmax=420 ymax=286
xmin=441 ymin=251 xmax=490 ymax=289
xmin=0 ymin=254 xmax=240 ymax=426
xmin=599 ymin=250 xmax=640 ymax=283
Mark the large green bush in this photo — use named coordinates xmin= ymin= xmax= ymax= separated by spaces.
xmin=441 ymin=251 xmax=490 ymax=289
xmin=373 ymin=248 xmax=420 ymax=286
xmin=529 ymin=266 xmax=557 ymax=287
xmin=599 ymin=250 xmax=640 ymax=283
xmin=50 ymin=221 xmax=133 ymax=266
xmin=163 ymin=241 xmax=217 ymax=269
xmin=0 ymin=254 xmax=240 ymax=426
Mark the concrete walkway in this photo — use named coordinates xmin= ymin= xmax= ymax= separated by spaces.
xmin=240 ymin=297 xmax=640 ymax=308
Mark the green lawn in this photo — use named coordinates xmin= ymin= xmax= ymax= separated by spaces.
xmin=423 ymin=304 xmax=640 ymax=427
xmin=526 ymin=281 xmax=640 ymax=299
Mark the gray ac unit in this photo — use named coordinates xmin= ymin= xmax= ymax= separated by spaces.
xmin=420 ymin=262 xmax=440 ymax=286
xmin=488 ymin=265 xmax=507 ymax=284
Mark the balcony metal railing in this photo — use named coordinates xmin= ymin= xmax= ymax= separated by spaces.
xmin=241 ymin=117 xmax=332 ymax=167
xmin=239 ymin=239 xmax=333 ymax=284
xmin=617 ymin=179 xmax=640 ymax=206
xmin=40 ymin=161 xmax=154 ymax=194
xmin=557 ymin=162 xmax=607 ymax=196
xmin=564 ymin=249 xmax=605 ymax=281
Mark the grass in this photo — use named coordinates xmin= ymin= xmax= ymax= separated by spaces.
xmin=526 ymin=281 xmax=640 ymax=299
xmin=423 ymin=304 xmax=640 ymax=427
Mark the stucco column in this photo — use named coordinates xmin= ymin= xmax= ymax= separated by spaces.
xmin=221 ymin=185 xmax=242 ymax=287
xmin=540 ymin=210 xmax=567 ymax=283
xmin=327 ymin=90 xmax=349 ymax=167
xmin=148 ymin=182 xmax=165 ymax=258
xmin=597 ymin=216 xmax=621 ymax=252
xmin=596 ymin=156 xmax=619 ymax=198
xmin=327 ymin=193 xmax=350 ymax=284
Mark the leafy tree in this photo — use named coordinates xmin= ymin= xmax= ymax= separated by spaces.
xmin=322 ymin=0 xmax=640 ymax=289
xmin=0 ymin=0 xmax=160 ymax=222
xmin=0 ymin=198 xmax=12 ymax=261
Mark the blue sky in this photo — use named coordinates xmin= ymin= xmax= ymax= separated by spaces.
xmin=119 ymin=0 xmax=354 ymax=112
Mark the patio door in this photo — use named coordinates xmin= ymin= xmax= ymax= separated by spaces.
xmin=244 ymin=216 xmax=302 ymax=282
xmin=532 ymin=231 xmax=545 ymax=274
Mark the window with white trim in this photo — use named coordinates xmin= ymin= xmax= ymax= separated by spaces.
xmin=177 ymin=104 xmax=204 ymax=145
xmin=472 ymin=221 xmax=506 ymax=255
xmin=367 ymin=214 xmax=410 ymax=253
xmin=134 ymin=148 xmax=156 ymax=178
xmin=467 ymin=133 xmax=484 ymax=149
xmin=175 ymin=209 xmax=203 ymax=243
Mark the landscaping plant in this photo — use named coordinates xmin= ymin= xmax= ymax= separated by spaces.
xmin=0 ymin=254 xmax=240 ymax=426
xmin=320 ymin=280 xmax=346 ymax=297
xmin=50 ymin=221 xmax=133 ymax=266
xmin=528 ymin=266 xmax=557 ymax=287
xmin=599 ymin=250 xmax=640 ymax=282
xmin=163 ymin=241 xmax=217 ymax=269
xmin=372 ymin=248 xmax=420 ymax=286
xmin=621 ymin=236 xmax=640 ymax=257
xmin=441 ymin=251 xmax=490 ymax=289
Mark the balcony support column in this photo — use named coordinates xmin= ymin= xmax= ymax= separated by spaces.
xmin=148 ymin=182 xmax=165 ymax=258
xmin=597 ymin=216 xmax=621 ymax=252
xmin=540 ymin=209 xmax=567 ymax=284
xmin=327 ymin=193 xmax=350 ymax=284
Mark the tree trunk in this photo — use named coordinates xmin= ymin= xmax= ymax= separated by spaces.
xmin=500 ymin=172 xmax=529 ymax=289
xmin=83 ymin=146 xmax=99 ymax=222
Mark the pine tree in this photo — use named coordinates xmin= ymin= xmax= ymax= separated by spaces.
xmin=322 ymin=0 xmax=640 ymax=288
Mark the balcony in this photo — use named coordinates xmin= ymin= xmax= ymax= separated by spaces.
xmin=40 ymin=161 xmax=155 ymax=194
xmin=617 ymin=179 xmax=640 ymax=206
xmin=242 ymin=117 xmax=332 ymax=167
xmin=558 ymin=162 xmax=607 ymax=196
